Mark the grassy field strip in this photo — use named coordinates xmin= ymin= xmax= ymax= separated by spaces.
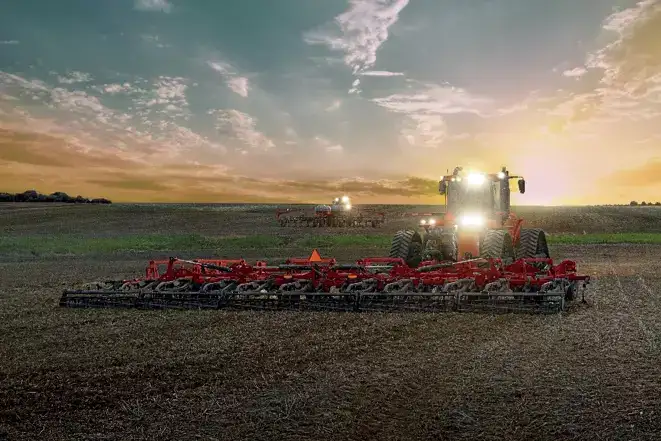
xmin=1 ymin=232 xmax=661 ymax=255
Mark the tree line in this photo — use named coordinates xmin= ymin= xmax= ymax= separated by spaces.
xmin=0 ymin=189 xmax=111 ymax=204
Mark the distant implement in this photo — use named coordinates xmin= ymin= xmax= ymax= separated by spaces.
xmin=275 ymin=196 xmax=385 ymax=227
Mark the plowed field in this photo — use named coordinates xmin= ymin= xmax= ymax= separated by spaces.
xmin=1 ymin=203 xmax=661 ymax=441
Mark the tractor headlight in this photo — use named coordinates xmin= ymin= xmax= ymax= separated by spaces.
xmin=344 ymin=203 xmax=351 ymax=210
xmin=466 ymin=173 xmax=486 ymax=185
xmin=458 ymin=214 xmax=485 ymax=227
xmin=497 ymin=171 xmax=506 ymax=179
xmin=341 ymin=195 xmax=349 ymax=203
xmin=428 ymin=218 xmax=436 ymax=225
xmin=420 ymin=219 xmax=427 ymax=225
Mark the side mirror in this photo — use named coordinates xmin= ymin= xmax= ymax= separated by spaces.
xmin=439 ymin=180 xmax=447 ymax=195
xmin=518 ymin=179 xmax=526 ymax=194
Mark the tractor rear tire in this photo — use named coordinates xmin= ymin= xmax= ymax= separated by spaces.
xmin=422 ymin=229 xmax=457 ymax=262
xmin=480 ymin=229 xmax=515 ymax=264
xmin=389 ymin=230 xmax=423 ymax=268
xmin=516 ymin=228 xmax=550 ymax=258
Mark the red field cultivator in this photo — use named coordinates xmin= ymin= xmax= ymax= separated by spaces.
xmin=276 ymin=196 xmax=385 ymax=227
xmin=60 ymin=249 xmax=590 ymax=314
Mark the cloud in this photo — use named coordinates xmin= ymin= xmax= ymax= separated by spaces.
xmin=562 ymin=67 xmax=588 ymax=78
xmin=226 ymin=77 xmax=249 ymax=97
xmin=373 ymin=84 xmax=494 ymax=116
xmin=207 ymin=61 xmax=251 ymax=97
xmin=370 ymin=82 xmax=494 ymax=148
xmin=0 ymin=128 xmax=235 ymax=201
xmin=1 ymin=71 xmax=225 ymax=159
xmin=210 ymin=109 xmax=275 ymax=151
xmin=0 ymin=127 xmax=439 ymax=202
xmin=325 ymin=100 xmax=342 ymax=112
xmin=132 ymin=76 xmax=191 ymax=120
xmin=0 ymin=128 xmax=142 ymax=170
xmin=399 ymin=114 xmax=447 ymax=148
xmin=0 ymin=71 xmax=49 ymax=92
xmin=606 ymin=158 xmax=661 ymax=187
xmin=134 ymin=0 xmax=172 ymax=13
xmin=303 ymin=0 xmax=410 ymax=92
xmin=314 ymin=135 xmax=343 ymax=153
xmin=57 ymin=71 xmax=93 ymax=84
xmin=140 ymin=34 xmax=171 ymax=49
xmin=358 ymin=70 xmax=404 ymax=77
xmin=87 ymin=178 xmax=171 ymax=192
xmin=589 ymin=0 xmax=661 ymax=90
xmin=0 ymin=40 xmax=19 ymax=45
xmin=274 ymin=176 xmax=438 ymax=198
xmin=545 ymin=0 xmax=661 ymax=132
xmin=101 ymin=83 xmax=134 ymax=95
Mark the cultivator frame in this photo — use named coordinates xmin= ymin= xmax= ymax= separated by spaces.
xmin=60 ymin=250 xmax=590 ymax=314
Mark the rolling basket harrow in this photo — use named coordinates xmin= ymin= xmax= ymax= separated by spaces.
xmin=60 ymin=249 xmax=590 ymax=314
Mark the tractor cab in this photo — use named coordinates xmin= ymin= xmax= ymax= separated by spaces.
xmin=389 ymin=165 xmax=538 ymax=268
xmin=438 ymin=166 xmax=525 ymax=227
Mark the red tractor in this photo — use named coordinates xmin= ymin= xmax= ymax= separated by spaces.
xmin=389 ymin=166 xmax=549 ymax=267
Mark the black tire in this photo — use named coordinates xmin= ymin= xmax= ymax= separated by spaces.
xmin=422 ymin=229 xmax=457 ymax=262
xmin=389 ymin=230 xmax=423 ymax=268
xmin=480 ymin=229 xmax=515 ymax=264
xmin=516 ymin=228 xmax=550 ymax=258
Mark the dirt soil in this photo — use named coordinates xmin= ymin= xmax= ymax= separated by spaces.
xmin=1 ymin=204 xmax=661 ymax=441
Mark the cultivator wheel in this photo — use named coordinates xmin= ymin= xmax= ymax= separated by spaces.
xmin=516 ymin=228 xmax=550 ymax=258
xmin=389 ymin=230 xmax=423 ymax=268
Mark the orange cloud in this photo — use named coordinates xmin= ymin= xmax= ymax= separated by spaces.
xmin=606 ymin=159 xmax=661 ymax=187
xmin=0 ymin=127 xmax=445 ymax=203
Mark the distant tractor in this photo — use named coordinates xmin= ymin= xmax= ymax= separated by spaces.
xmin=276 ymin=195 xmax=385 ymax=228
xmin=390 ymin=166 xmax=549 ymax=267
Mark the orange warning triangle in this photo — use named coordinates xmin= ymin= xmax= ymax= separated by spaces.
xmin=308 ymin=249 xmax=322 ymax=262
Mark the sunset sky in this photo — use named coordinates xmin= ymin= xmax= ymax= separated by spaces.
xmin=1 ymin=0 xmax=660 ymax=205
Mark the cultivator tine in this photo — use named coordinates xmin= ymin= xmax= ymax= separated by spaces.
xmin=60 ymin=289 xmax=568 ymax=314
xmin=60 ymin=290 xmax=141 ymax=309
xmin=213 ymin=292 xmax=358 ymax=312
xmin=455 ymin=292 xmax=565 ymax=314
xmin=358 ymin=292 xmax=457 ymax=313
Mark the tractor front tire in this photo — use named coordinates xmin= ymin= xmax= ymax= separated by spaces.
xmin=480 ymin=229 xmax=515 ymax=265
xmin=516 ymin=228 xmax=550 ymax=258
xmin=422 ymin=229 xmax=457 ymax=262
xmin=389 ymin=230 xmax=423 ymax=268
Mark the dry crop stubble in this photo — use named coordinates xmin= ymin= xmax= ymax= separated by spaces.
xmin=2 ymin=205 xmax=661 ymax=440
xmin=0 ymin=247 xmax=660 ymax=441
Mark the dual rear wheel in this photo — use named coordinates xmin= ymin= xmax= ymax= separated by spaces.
xmin=389 ymin=227 xmax=550 ymax=268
